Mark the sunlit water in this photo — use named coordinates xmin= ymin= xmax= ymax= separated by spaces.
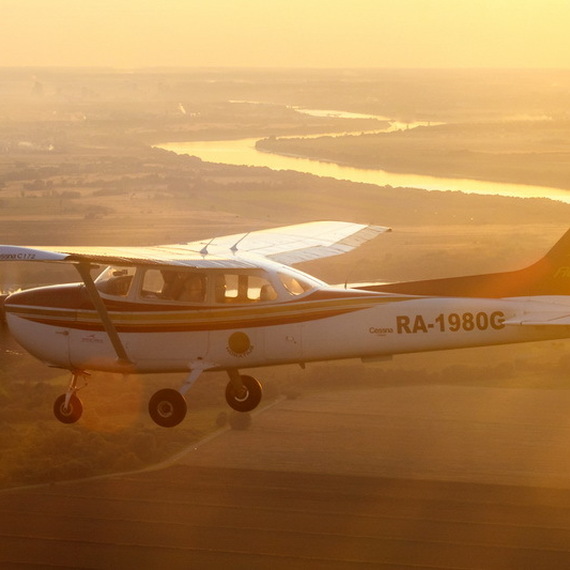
xmin=157 ymin=109 xmax=570 ymax=203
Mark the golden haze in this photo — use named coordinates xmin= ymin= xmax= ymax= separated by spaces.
xmin=2 ymin=0 xmax=570 ymax=68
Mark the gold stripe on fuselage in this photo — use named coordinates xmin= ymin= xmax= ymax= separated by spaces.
xmin=6 ymin=294 xmax=409 ymax=333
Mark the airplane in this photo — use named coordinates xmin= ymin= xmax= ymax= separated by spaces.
xmin=2 ymin=220 xmax=570 ymax=428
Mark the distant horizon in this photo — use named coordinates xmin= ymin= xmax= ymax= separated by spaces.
xmin=3 ymin=1 xmax=570 ymax=69
xmin=2 ymin=66 xmax=570 ymax=72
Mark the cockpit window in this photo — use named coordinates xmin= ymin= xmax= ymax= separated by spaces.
xmin=95 ymin=266 xmax=135 ymax=297
xmin=278 ymin=273 xmax=314 ymax=296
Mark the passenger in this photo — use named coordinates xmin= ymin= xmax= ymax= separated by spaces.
xmin=215 ymin=275 xmax=227 ymax=303
xmin=259 ymin=283 xmax=277 ymax=301
xmin=160 ymin=271 xmax=180 ymax=299
xmin=178 ymin=274 xmax=205 ymax=302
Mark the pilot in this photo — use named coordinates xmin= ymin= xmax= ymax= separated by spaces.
xmin=178 ymin=274 xmax=205 ymax=302
xmin=102 ymin=269 xmax=132 ymax=296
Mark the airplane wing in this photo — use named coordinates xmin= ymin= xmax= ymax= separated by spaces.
xmin=0 ymin=221 xmax=389 ymax=268
xmin=187 ymin=221 xmax=390 ymax=265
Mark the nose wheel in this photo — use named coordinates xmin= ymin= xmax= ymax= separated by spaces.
xmin=53 ymin=370 xmax=88 ymax=424
xmin=53 ymin=393 xmax=83 ymax=424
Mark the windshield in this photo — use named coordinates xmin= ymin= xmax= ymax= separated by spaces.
xmin=94 ymin=266 xmax=136 ymax=297
xmin=278 ymin=272 xmax=316 ymax=296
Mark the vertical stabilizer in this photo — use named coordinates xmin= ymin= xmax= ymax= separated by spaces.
xmin=362 ymin=228 xmax=570 ymax=298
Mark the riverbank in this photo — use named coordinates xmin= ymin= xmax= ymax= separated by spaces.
xmin=161 ymin=136 xmax=570 ymax=203
xmin=256 ymin=120 xmax=570 ymax=191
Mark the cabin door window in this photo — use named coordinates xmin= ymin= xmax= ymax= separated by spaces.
xmin=215 ymin=273 xmax=277 ymax=304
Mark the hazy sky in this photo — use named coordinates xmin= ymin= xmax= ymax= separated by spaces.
xmin=3 ymin=0 xmax=570 ymax=69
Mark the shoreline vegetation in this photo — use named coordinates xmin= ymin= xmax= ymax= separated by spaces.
xmin=2 ymin=67 xmax=570 ymax=488
xmin=256 ymin=120 xmax=570 ymax=191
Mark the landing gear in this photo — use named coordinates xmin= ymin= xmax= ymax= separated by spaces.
xmin=225 ymin=372 xmax=263 ymax=412
xmin=53 ymin=393 xmax=83 ymax=424
xmin=148 ymin=367 xmax=204 ymax=427
xmin=147 ymin=369 xmax=263 ymax=427
xmin=148 ymin=388 xmax=187 ymax=428
xmin=53 ymin=367 xmax=263 ymax=427
xmin=53 ymin=370 xmax=88 ymax=424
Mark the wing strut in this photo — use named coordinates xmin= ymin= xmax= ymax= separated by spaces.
xmin=75 ymin=263 xmax=132 ymax=367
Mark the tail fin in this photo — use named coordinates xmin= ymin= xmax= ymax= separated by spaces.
xmin=363 ymin=228 xmax=570 ymax=298
xmin=531 ymin=228 xmax=570 ymax=294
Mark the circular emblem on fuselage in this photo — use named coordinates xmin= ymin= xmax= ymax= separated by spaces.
xmin=228 ymin=332 xmax=253 ymax=357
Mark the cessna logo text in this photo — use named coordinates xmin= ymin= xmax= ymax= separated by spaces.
xmin=369 ymin=327 xmax=394 ymax=336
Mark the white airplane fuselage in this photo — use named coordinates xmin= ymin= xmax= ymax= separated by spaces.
xmin=6 ymin=284 xmax=570 ymax=374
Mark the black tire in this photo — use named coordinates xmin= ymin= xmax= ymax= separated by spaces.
xmin=53 ymin=394 xmax=83 ymax=424
xmin=225 ymin=374 xmax=262 ymax=412
xmin=148 ymin=388 xmax=187 ymax=427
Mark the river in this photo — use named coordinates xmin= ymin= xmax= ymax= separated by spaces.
xmin=156 ymin=110 xmax=570 ymax=203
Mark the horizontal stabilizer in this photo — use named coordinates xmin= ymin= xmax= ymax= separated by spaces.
xmin=504 ymin=312 xmax=570 ymax=326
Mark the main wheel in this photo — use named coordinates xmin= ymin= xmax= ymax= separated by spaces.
xmin=53 ymin=394 xmax=83 ymax=424
xmin=148 ymin=388 xmax=187 ymax=427
xmin=225 ymin=375 xmax=262 ymax=412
